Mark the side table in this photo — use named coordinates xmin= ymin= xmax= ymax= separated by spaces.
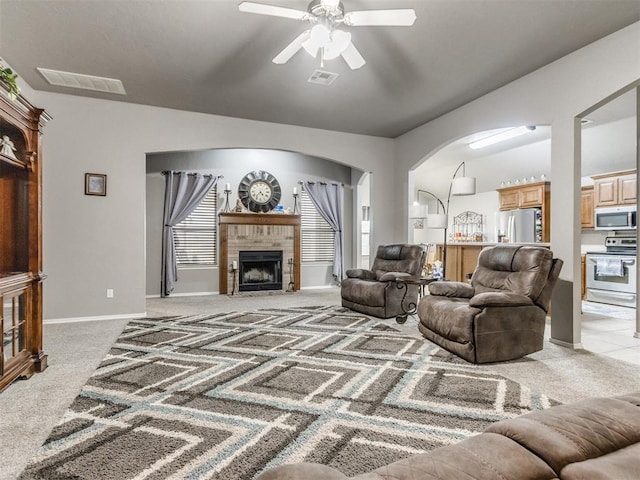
xmin=394 ymin=275 xmax=438 ymax=324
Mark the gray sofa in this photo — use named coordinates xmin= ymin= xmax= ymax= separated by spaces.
xmin=418 ymin=245 xmax=562 ymax=363
xmin=256 ymin=391 xmax=640 ymax=479
xmin=341 ymin=244 xmax=425 ymax=319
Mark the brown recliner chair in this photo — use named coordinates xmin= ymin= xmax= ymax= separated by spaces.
xmin=341 ymin=244 xmax=426 ymax=319
xmin=418 ymin=245 xmax=563 ymax=364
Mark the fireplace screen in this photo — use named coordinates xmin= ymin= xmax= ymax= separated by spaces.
xmin=239 ymin=250 xmax=283 ymax=292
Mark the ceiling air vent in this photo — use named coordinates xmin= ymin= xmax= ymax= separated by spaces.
xmin=37 ymin=68 xmax=126 ymax=95
xmin=308 ymin=70 xmax=339 ymax=86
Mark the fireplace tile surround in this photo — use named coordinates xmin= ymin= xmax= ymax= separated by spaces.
xmin=218 ymin=213 xmax=300 ymax=294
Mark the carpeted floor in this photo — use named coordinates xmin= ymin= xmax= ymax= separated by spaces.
xmin=19 ymin=306 xmax=555 ymax=480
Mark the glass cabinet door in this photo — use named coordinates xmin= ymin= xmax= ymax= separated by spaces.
xmin=1 ymin=289 xmax=28 ymax=374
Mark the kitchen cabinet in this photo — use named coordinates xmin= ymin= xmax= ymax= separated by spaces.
xmin=581 ymin=186 xmax=595 ymax=229
xmin=436 ymin=244 xmax=483 ymax=282
xmin=497 ymin=181 xmax=550 ymax=242
xmin=592 ymin=170 xmax=636 ymax=207
xmin=0 ymin=82 xmax=50 ymax=391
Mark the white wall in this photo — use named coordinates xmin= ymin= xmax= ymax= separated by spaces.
xmin=35 ymin=92 xmax=394 ymax=320
xmin=396 ymin=22 xmax=640 ymax=347
xmin=413 ymin=191 xmax=499 ymax=244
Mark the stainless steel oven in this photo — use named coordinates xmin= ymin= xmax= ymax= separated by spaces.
xmin=586 ymin=236 xmax=637 ymax=307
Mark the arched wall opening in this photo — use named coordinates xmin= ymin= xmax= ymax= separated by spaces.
xmin=145 ymin=147 xmax=366 ymax=297
xmin=407 ymin=125 xmax=552 ymax=247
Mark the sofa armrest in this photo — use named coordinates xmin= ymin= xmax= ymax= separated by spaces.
xmin=345 ymin=269 xmax=376 ymax=280
xmin=256 ymin=463 xmax=348 ymax=480
xmin=469 ymin=291 xmax=534 ymax=308
xmin=429 ymin=281 xmax=475 ymax=298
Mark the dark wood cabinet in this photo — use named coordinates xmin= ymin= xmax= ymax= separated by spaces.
xmin=0 ymin=82 xmax=50 ymax=391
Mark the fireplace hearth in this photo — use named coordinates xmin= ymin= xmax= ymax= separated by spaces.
xmin=239 ymin=250 xmax=283 ymax=292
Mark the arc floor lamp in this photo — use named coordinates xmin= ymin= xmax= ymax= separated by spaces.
xmin=412 ymin=161 xmax=476 ymax=278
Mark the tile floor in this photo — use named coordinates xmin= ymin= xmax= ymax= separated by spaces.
xmin=580 ymin=301 xmax=640 ymax=366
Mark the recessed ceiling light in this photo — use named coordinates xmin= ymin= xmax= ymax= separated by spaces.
xmin=37 ymin=67 xmax=126 ymax=95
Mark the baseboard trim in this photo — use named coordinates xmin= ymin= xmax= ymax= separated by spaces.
xmin=549 ymin=337 xmax=584 ymax=349
xmin=45 ymin=312 xmax=147 ymax=325
xmin=146 ymin=287 xmax=337 ymax=297
xmin=145 ymin=291 xmax=218 ymax=298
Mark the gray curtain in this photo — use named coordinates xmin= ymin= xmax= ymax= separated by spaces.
xmin=302 ymin=181 xmax=345 ymax=283
xmin=161 ymin=172 xmax=218 ymax=297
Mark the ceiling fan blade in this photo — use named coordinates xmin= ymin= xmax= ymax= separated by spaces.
xmin=341 ymin=42 xmax=366 ymax=69
xmin=239 ymin=2 xmax=308 ymax=21
xmin=344 ymin=9 xmax=417 ymax=26
xmin=273 ymin=31 xmax=311 ymax=64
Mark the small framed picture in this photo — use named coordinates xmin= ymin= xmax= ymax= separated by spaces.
xmin=85 ymin=173 xmax=107 ymax=196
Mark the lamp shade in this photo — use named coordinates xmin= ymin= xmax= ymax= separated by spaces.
xmin=409 ymin=202 xmax=427 ymax=219
xmin=426 ymin=213 xmax=447 ymax=229
xmin=451 ymin=176 xmax=476 ymax=196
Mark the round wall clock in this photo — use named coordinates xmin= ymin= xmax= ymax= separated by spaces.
xmin=238 ymin=170 xmax=282 ymax=213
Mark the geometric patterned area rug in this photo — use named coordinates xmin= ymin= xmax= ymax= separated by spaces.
xmin=20 ymin=306 xmax=556 ymax=480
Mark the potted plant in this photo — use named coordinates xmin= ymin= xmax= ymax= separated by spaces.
xmin=0 ymin=66 xmax=20 ymax=100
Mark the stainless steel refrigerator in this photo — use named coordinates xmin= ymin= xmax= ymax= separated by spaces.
xmin=495 ymin=208 xmax=543 ymax=243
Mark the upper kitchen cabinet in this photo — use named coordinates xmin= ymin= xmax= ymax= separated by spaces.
xmin=498 ymin=181 xmax=550 ymax=210
xmin=581 ymin=186 xmax=595 ymax=229
xmin=592 ymin=170 xmax=636 ymax=207
xmin=497 ymin=181 xmax=550 ymax=242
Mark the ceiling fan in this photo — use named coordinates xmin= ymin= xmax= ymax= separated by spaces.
xmin=238 ymin=0 xmax=417 ymax=70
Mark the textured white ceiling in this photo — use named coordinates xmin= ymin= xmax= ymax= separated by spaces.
xmin=1 ymin=0 xmax=638 ymax=137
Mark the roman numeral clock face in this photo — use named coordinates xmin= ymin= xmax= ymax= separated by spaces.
xmin=238 ymin=170 xmax=282 ymax=213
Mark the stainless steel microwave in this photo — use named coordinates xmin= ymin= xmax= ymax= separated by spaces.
xmin=594 ymin=205 xmax=637 ymax=230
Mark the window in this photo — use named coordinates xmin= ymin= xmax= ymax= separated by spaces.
xmin=301 ymin=188 xmax=335 ymax=263
xmin=173 ymin=186 xmax=217 ymax=266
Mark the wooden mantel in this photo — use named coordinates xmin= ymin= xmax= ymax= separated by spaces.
xmin=219 ymin=213 xmax=301 ymax=294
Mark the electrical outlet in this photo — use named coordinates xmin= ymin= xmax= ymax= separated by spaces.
xmin=106 ymin=289 xmax=114 ymax=298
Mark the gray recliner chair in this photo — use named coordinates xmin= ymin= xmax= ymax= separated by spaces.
xmin=341 ymin=244 xmax=426 ymax=319
xmin=418 ymin=245 xmax=563 ymax=364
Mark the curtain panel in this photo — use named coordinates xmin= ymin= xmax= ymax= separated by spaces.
xmin=302 ymin=181 xmax=345 ymax=283
xmin=161 ymin=172 xmax=218 ymax=296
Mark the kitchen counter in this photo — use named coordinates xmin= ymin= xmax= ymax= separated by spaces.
xmin=433 ymin=242 xmax=551 ymax=282
xmin=440 ymin=242 xmax=551 ymax=247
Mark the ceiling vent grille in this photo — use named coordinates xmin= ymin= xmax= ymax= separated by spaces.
xmin=37 ymin=68 xmax=126 ymax=95
xmin=308 ymin=70 xmax=339 ymax=86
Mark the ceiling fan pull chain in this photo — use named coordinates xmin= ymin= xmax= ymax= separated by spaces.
xmin=320 ymin=47 xmax=325 ymax=67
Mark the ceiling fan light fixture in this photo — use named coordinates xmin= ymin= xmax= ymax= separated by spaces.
xmin=240 ymin=1 xmax=415 ymax=70
xmin=323 ymin=30 xmax=351 ymax=59
xmin=302 ymin=25 xmax=351 ymax=60
xmin=302 ymin=24 xmax=330 ymax=57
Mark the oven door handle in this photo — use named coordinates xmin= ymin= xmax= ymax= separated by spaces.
xmin=588 ymin=257 xmax=636 ymax=265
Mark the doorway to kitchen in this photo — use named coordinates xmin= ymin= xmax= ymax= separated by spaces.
xmin=579 ymin=86 xmax=639 ymax=356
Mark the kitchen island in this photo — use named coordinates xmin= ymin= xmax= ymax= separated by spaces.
xmin=436 ymin=242 xmax=551 ymax=282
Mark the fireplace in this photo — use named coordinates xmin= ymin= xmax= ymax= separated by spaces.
xmin=239 ymin=250 xmax=283 ymax=292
